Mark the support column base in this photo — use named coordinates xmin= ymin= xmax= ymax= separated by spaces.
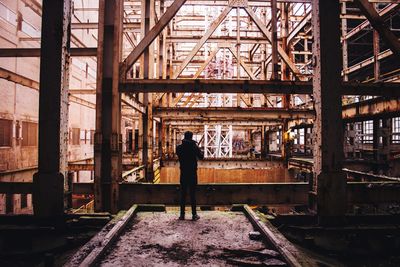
xmin=33 ymin=172 xmax=64 ymax=219
xmin=316 ymin=171 xmax=347 ymax=220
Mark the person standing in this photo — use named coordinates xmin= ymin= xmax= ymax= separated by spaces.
xmin=176 ymin=131 xmax=204 ymax=221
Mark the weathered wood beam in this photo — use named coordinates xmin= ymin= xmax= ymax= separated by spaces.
xmin=121 ymin=0 xmax=187 ymax=76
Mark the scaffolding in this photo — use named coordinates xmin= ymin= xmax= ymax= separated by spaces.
xmin=204 ymin=124 xmax=233 ymax=158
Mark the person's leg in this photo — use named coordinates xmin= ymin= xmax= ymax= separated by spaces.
xmin=189 ymin=183 xmax=197 ymax=216
xmin=180 ymin=182 xmax=187 ymax=219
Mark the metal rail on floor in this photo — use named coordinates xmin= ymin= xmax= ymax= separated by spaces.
xmin=66 ymin=204 xmax=317 ymax=267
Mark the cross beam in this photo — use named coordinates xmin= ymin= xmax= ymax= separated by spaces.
xmin=120 ymin=79 xmax=400 ymax=96
xmin=154 ymin=107 xmax=315 ymax=120
xmin=121 ymin=0 xmax=187 ymax=76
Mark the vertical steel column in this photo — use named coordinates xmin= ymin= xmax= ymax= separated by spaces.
xmin=146 ymin=0 xmax=155 ymax=182
xmin=373 ymin=29 xmax=380 ymax=81
xmin=373 ymin=119 xmax=380 ymax=162
xmin=341 ymin=2 xmax=349 ymax=81
xmin=312 ymin=0 xmax=346 ymax=224
xmin=236 ymin=7 xmax=241 ymax=79
xmin=158 ymin=121 xmax=163 ymax=158
xmin=261 ymin=125 xmax=266 ymax=158
xmin=94 ymin=0 xmax=123 ymax=213
xmin=33 ymin=0 xmax=72 ymax=218
xmin=271 ymin=0 xmax=279 ymax=80
xmin=280 ymin=3 xmax=289 ymax=80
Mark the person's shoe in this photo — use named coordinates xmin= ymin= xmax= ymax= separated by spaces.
xmin=179 ymin=214 xmax=185 ymax=220
xmin=192 ymin=214 xmax=200 ymax=221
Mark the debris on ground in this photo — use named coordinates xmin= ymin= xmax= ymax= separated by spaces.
xmin=99 ymin=210 xmax=287 ymax=266
xmin=249 ymin=231 xmax=262 ymax=240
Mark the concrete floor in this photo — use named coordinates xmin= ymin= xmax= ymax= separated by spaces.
xmin=100 ymin=210 xmax=278 ymax=266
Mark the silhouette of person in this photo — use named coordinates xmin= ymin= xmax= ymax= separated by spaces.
xmin=176 ymin=131 xmax=204 ymax=221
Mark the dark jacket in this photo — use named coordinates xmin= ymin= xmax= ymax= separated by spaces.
xmin=176 ymin=139 xmax=204 ymax=182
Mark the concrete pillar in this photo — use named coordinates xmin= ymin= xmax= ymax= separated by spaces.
xmin=33 ymin=0 xmax=72 ymax=218
xmin=312 ymin=0 xmax=346 ymax=224
xmin=94 ymin=0 xmax=123 ymax=213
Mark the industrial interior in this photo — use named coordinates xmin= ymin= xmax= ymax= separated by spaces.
xmin=0 ymin=0 xmax=400 ymax=266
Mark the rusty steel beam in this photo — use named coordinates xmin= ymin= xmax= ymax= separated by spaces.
xmin=118 ymin=183 xmax=309 ymax=207
xmin=244 ymin=6 xmax=300 ymax=76
xmin=227 ymin=45 xmax=257 ymax=80
xmin=342 ymin=96 xmax=400 ymax=121
xmin=120 ymin=79 xmax=400 ymax=96
xmin=172 ymin=5 xmax=233 ymax=79
xmin=121 ymin=0 xmax=187 ymax=76
xmin=1 ymin=181 xmax=398 ymax=208
xmin=354 ymin=0 xmax=400 ymax=59
xmin=0 ymin=48 xmax=97 ymax=57
xmin=154 ymin=107 xmax=315 ymax=120
xmin=312 ymin=0 xmax=346 ymax=222
xmin=271 ymin=0 xmax=279 ymax=80
xmin=0 ymin=66 xmax=39 ymax=89
xmin=193 ymin=47 xmax=220 ymax=78
xmin=94 ymin=0 xmax=124 ymax=213
xmin=0 ymin=182 xmax=34 ymax=194
xmin=343 ymin=49 xmax=393 ymax=75
xmin=69 ymin=182 xmax=400 ymax=207
xmin=121 ymin=79 xmax=311 ymax=94
xmin=33 ymin=0 xmax=72 ymax=218
xmin=343 ymin=3 xmax=399 ymax=41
